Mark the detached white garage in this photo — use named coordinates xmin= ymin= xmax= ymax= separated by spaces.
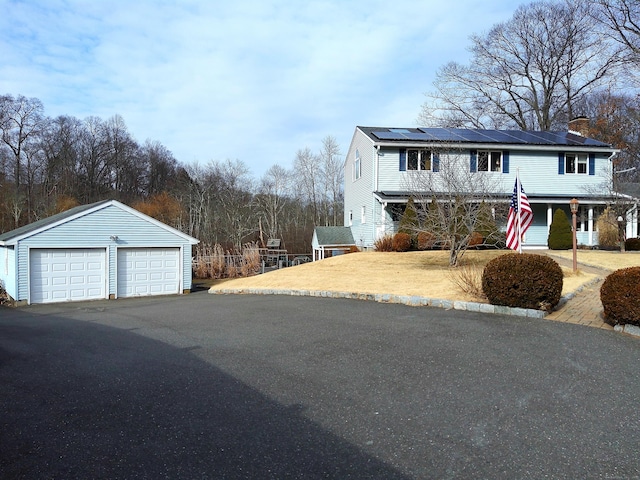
xmin=0 ymin=200 xmax=199 ymax=305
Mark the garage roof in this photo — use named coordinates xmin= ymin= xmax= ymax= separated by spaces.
xmin=0 ymin=200 xmax=199 ymax=246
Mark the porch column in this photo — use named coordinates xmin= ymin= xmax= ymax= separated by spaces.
xmin=588 ymin=207 xmax=594 ymax=246
xmin=547 ymin=205 xmax=553 ymax=234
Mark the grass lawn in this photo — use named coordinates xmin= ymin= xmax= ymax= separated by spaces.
xmin=204 ymin=249 xmax=640 ymax=303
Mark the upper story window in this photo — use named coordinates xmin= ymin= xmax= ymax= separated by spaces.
xmin=478 ymin=151 xmax=502 ymax=172
xmin=559 ymin=152 xmax=594 ymax=175
xmin=565 ymin=153 xmax=587 ymax=174
xmin=407 ymin=149 xmax=432 ymax=171
xmin=354 ymin=149 xmax=361 ymax=180
xmin=470 ymin=150 xmax=509 ymax=173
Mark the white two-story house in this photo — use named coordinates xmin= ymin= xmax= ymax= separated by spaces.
xmin=344 ymin=121 xmax=633 ymax=249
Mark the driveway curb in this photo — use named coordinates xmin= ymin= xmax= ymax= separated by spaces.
xmin=209 ymin=288 xmax=547 ymax=318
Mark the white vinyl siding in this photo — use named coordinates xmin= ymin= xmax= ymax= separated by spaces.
xmin=344 ymin=129 xmax=377 ymax=247
xmin=0 ymin=246 xmax=17 ymax=300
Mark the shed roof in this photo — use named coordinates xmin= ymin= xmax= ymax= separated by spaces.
xmin=0 ymin=199 xmax=199 ymax=245
xmin=314 ymin=226 xmax=355 ymax=246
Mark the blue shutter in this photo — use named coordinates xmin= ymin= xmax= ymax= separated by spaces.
xmin=558 ymin=152 xmax=565 ymax=175
xmin=433 ymin=152 xmax=440 ymax=172
xmin=399 ymin=149 xmax=406 ymax=171
xmin=503 ymin=150 xmax=509 ymax=173
xmin=470 ymin=150 xmax=477 ymax=172
xmin=589 ymin=153 xmax=595 ymax=175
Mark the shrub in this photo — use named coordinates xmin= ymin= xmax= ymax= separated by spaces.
xmin=625 ymin=237 xmax=640 ymax=251
xmin=596 ymin=207 xmax=619 ymax=249
xmin=392 ymin=232 xmax=412 ymax=252
xmin=547 ymin=209 xmax=573 ymax=250
xmin=482 ymin=253 xmax=563 ymax=311
xmin=600 ymin=267 xmax=640 ymax=326
xmin=449 ymin=262 xmax=485 ymax=300
xmin=417 ymin=231 xmax=436 ymax=250
xmin=468 ymin=231 xmax=483 ymax=247
xmin=374 ymin=234 xmax=394 ymax=252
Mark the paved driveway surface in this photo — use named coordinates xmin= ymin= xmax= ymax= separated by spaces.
xmin=1 ymin=293 xmax=639 ymax=479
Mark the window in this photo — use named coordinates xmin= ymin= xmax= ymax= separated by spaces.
xmin=407 ymin=149 xmax=432 ymax=171
xmin=565 ymin=153 xmax=588 ymax=174
xmin=354 ymin=150 xmax=361 ymax=180
xmin=361 ymin=206 xmax=366 ymax=224
xmin=478 ymin=151 xmax=502 ymax=172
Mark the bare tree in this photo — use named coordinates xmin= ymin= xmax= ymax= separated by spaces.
xmin=294 ymin=147 xmax=322 ymax=225
xmin=139 ymin=139 xmax=178 ymax=197
xmin=0 ymin=94 xmax=45 ymax=224
xmin=404 ymin=149 xmax=505 ymax=266
xmin=255 ymin=164 xmax=290 ymax=242
xmin=593 ymin=0 xmax=640 ymax=62
xmin=419 ymin=0 xmax=622 ymax=130
xmin=319 ymin=135 xmax=344 ymax=226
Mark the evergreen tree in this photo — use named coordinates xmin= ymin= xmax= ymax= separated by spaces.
xmin=398 ymin=196 xmax=418 ymax=235
xmin=548 ymin=209 xmax=573 ymax=249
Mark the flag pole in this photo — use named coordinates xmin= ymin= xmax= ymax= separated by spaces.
xmin=516 ymin=168 xmax=522 ymax=254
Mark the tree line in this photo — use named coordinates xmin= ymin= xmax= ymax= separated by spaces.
xmin=0 ymin=95 xmax=343 ymax=253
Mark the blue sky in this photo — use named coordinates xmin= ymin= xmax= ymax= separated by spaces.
xmin=1 ymin=0 xmax=530 ymax=178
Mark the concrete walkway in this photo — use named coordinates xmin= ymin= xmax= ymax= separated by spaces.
xmin=545 ymin=254 xmax=613 ymax=331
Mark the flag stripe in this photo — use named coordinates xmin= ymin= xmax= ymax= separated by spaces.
xmin=506 ymin=177 xmax=533 ymax=251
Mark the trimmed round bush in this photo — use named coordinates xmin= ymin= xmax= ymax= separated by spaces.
xmin=625 ymin=237 xmax=640 ymax=251
xmin=392 ymin=232 xmax=412 ymax=252
xmin=600 ymin=267 xmax=640 ymax=326
xmin=482 ymin=253 xmax=563 ymax=311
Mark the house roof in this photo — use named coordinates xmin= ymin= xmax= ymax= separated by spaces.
xmin=0 ymin=199 xmax=199 ymax=245
xmin=314 ymin=226 xmax=355 ymax=246
xmin=358 ymin=126 xmax=615 ymax=149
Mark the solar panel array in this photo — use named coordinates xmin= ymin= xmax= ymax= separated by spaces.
xmin=368 ymin=127 xmax=609 ymax=147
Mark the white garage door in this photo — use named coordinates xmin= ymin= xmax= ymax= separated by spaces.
xmin=117 ymin=248 xmax=180 ymax=298
xmin=30 ymin=248 xmax=106 ymax=304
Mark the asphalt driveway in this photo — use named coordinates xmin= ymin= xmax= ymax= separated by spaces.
xmin=1 ymin=293 xmax=639 ymax=479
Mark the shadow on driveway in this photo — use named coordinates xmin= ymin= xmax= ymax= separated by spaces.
xmin=0 ymin=310 xmax=409 ymax=479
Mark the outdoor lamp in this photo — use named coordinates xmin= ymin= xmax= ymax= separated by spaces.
xmin=570 ymin=198 xmax=579 ymax=214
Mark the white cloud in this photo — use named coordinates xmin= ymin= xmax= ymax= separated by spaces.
xmin=0 ymin=0 xmax=530 ymax=177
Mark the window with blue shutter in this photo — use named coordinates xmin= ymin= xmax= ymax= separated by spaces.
xmin=558 ymin=152 xmax=565 ymax=175
xmin=399 ymin=148 xmax=406 ymax=171
xmin=470 ymin=150 xmax=477 ymax=172
xmin=589 ymin=153 xmax=595 ymax=175
xmin=433 ymin=152 xmax=440 ymax=172
xmin=503 ymin=151 xmax=509 ymax=173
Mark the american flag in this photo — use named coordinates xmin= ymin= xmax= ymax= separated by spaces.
xmin=506 ymin=177 xmax=533 ymax=251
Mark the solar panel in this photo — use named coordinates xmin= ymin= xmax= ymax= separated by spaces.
xmin=373 ymin=127 xmax=612 ymax=148
xmin=372 ymin=131 xmax=406 ymax=140
xmin=402 ymin=132 xmax=434 ymax=141
xmin=418 ymin=128 xmax=467 ymax=142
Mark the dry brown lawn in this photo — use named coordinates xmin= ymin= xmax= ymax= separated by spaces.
xmin=206 ymin=249 xmax=640 ymax=303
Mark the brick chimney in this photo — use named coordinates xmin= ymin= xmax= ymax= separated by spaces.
xmin=568 ymin=116 xmax=590 ymax=137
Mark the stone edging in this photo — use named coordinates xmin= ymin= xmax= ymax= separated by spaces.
xmin=209 ymin=288 xmax=546 ymax=319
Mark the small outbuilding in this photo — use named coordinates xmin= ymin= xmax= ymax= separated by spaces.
xmin=311 ymin=226 xmax=357 ymax=261
xmin=0 ymin=200 xmax=199 ymax=305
